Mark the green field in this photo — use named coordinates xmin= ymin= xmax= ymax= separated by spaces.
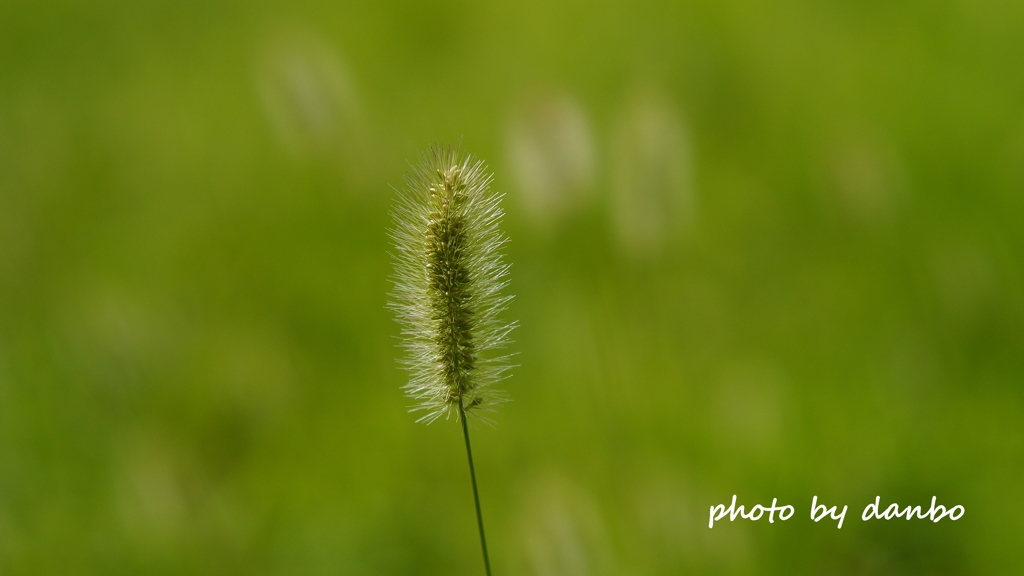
xmin=1 ymin=1 xmax=1022 ymax=574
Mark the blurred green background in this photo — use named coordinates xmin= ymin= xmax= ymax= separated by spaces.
xmin=1 ymin=0 xmax=1022 ymax=574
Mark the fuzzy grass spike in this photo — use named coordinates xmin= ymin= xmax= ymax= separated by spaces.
xmin=388 ymin=145 xmax=515 ymax=576
xmin=389 ymin=146 xmax=515 ymax=422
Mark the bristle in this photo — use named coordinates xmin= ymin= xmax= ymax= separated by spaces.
xmin=388 ymin=145 xmax=516 ymax=423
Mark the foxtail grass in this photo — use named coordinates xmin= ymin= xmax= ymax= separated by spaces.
xmin=388 ymin=145 xmax=516 ymax=576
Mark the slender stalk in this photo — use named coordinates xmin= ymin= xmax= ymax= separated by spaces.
xmin=459 ymin=396 xmax=492 ymax=576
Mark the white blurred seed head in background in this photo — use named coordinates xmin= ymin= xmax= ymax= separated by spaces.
xmin=507 ymin=92 xmax=596 ymax=226
xmin=610 ymin=89 xmax=694 ymax=257
xmin=819 ymin=125 xmax=909 ymax=225
xmin=712 ymin=359 xmax=788 ymax=455
xmin=515 ymin=473 xmax=613 ymax=576
xmin=256 ymin=30 xmax=361 ymax=163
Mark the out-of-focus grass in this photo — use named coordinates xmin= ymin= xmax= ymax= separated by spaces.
xmin=1 ymin=1 xmax=1022 ymax=574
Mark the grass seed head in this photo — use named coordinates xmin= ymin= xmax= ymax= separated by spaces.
xmin=388 ymin=145 xmax=516 ymax=423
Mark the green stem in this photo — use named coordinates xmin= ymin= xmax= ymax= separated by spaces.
xmin=459 ymin=396 xmax=492 ymax=576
